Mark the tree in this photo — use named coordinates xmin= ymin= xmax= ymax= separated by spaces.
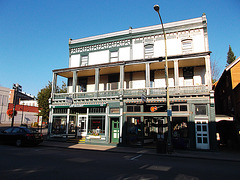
xmin=7 ymin=109 xmax=17 ymax=118
xmin=211 ymin=58 xmax=220 ymax=83
xmin=227 ymin=45 xmax=236 ymax=65
xmin=37 ymin=81 xmax=67 ymax=123
xmin=37 ymin=81 xmax=52 ymax=123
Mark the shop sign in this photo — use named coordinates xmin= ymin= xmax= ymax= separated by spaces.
xmin=150 ymin=106 xmax=157 ymax=112
xmin=65 ymin=97 xmax=73 ymax=104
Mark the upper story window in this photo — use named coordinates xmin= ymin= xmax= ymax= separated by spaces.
xmin=195 ymin=105 xmax=207 ymax=116
xmin=182 ymin=39 xmax=192 ymax=54
xmin=110 ymin=50 xmax=119 ymax=62
xmin=144 ymin=44 xmax=154 ymax=59
xmin=81 ymin=55 xmax=88 ymax=66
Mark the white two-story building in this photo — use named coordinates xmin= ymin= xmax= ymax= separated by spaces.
xmin=49 ymin=14 xmax=217 ymax=150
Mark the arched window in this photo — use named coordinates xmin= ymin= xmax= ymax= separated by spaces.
xmin=182 ymin=39 xmax=192 ymax=54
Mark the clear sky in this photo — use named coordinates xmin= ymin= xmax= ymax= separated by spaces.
xmin=0 ymin=0 xmax=239 ymax=96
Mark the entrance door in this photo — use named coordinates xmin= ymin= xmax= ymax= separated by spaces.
xmin=77 ymin=115 xmax=87 ymax=137
xmin=111 ymin=118 xmax=119 ymax=143
xmin=195 ymin=120 xmax=209 ymax=149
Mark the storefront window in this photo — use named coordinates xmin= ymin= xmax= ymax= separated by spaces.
xmin=88 ymin=116 xmax=105 ymax=135
xmin=127 ymin=117 xmax=142 ymax=145
xmin=172 ymin=117 xmax=189 ymax=149
xmin=127 ymin=105 xmax=141 ymax=112
xmin=53 ymin=108 xmax=67 ymax=114
xmin=195 ymin=105 xmax=207 ymax=115
xmin=68 ymin=116 xmax=76 ymax=134
xmin=52 ymin=116 xmax=67 ymax=134
xmin=89 ymin=107 xmax=105 ymax=113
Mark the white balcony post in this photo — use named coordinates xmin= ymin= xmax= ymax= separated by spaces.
xmin=145 ymin=63 xmax=150 ymax=95
xmin=52 ymin=73 xmax=57 ymax=95
xmin=72 ymin=71 xmax=77 ymax=93
xmin=120 ymin=65 xmax=125 ymax=90
xmin=174 ymin=60 xmax=179 ymax=88
xmin=95 ymin=68 xmax=100 ymax=91
xmin=205 ymin=55 xmax=212 ymax=90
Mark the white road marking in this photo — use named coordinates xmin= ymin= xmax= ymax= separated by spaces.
xmin=130 ymin=154 xmax=142 ymax=160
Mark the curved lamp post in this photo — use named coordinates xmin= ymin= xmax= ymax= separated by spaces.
xmin=154 ymin=5 xmax=172 ymax=153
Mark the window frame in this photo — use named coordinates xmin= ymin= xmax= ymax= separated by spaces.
xmin=144 ymin=44 xmax=154 ymax=59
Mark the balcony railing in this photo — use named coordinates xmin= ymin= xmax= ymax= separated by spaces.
xmin=52 ymin=85 xmax=210 ymax=101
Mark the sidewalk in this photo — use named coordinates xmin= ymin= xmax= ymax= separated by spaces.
xmin=40 ymin=140 xmax=240 ymax=162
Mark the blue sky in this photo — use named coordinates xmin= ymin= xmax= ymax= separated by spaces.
xmin=0 ymin=0 xmax=239 ymax=96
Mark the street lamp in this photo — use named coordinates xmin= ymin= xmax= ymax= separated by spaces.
xmin=11 ymin=83 xmax=19 ymax=127
xmin=154 ymin=5 xmax=172 ymax=153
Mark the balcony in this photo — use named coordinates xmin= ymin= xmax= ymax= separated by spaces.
xmin=52 ymin=85 xmax=210 ymax=102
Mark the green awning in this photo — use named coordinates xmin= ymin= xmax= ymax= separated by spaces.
xmin=70 ymin=104 xmax=106 ymax=108
xmin=53 ymin=106 xmax=70 ymax=108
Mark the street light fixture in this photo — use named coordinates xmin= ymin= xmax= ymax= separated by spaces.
xmin=11 ymin=83 xmax=19 ymax=127
xmin=154 ymin=5 xmax=172 ymax=153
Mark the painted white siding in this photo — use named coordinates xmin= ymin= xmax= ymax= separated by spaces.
xmin=167 ymin=39 xmax=182 ymax=56
xmin=192 ymin=35 xmax=205 ymax=53
xmin=89 ymin=50 xmax=109 ymax=65
xmin=70 ymin=54 xmax=80 ymax=68
xmin=132 ymin=72 xmax=145 ymax=89
xmin=155 ymin=70 xmax=166 ymax=88
xmin=132 ymin=43 xmax=144 ymax=60
xmin=119 ymin=47 xmax=130 ymax=61
xmin=194 ymin=66 xmax=206 ymax=85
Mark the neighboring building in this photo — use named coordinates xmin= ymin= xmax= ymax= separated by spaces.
xmin=214 ymin=57 xmax=240 ymax=118
xmin=0 ymin=86 xmax=10 ymax=124
xmin=49 ymin=14 xmax=216 ymax=150
xmin=9 ymin=89 xmax=35 ymax=105
xmin=20 ymin=100 xmax=38 ymax=107
xmin=214 ymin=57 xmax=240 ymax=147
xmin=7 ymin=103 xmax=39 ymax=126
xmin=2 ymin=85 xmax=39 ymax=126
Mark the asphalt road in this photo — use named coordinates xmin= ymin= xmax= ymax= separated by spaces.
xmin=0 ymin=144 xmax=239 ymax=180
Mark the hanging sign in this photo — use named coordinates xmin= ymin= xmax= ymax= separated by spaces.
xmin=150 ymin=106 xmax=158 ymax=112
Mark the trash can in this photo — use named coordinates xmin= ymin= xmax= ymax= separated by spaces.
xmin=156 ymin=139 xmax=167 ymax=153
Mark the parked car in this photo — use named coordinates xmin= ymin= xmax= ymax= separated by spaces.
xmin=0 ymin=127 xmax=43 ymax=147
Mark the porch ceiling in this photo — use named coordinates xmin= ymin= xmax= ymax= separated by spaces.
xmin=56 ymin=57 xmax=206 ymax=78
xmin=178 ymin=57 xmax=205 ymax=67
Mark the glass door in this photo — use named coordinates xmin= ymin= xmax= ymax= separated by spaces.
xmin=195 ymin=120 xmax=209 ymax=149
xmin=77 ymin=115 xmax=87 ymax=137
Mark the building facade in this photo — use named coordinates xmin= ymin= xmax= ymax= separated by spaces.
xmin=0 ymin=86 xmax=10 ymax=124
xmin=49 ymin=14 xmax=217 ymax=150
xmin=214 ymin=57 xmax=240 ymax=147
xmin=1 ymin=85 xmax=39 ymax=126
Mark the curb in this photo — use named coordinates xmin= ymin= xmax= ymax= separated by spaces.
xmin=39 ymin=141 xmax=240 ymax=162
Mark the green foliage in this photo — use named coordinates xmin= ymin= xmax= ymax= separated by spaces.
xmin=227 ymin=45 xmax=236 ymax=65
xmin=37 ymin=81 xmax=67 ymax=123
xmin=37 ymin=81 xmax=52 ymax=123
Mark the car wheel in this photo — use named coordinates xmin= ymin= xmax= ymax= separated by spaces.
xmin=16 ymin=139 xmax=22 ymax=147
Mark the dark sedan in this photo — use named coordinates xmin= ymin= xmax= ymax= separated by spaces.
xmin=0 ymin=127 xmax=43 ymax=147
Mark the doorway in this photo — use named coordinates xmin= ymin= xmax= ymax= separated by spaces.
xmin=77 ymin=115 xmax=87 ymax=137
xmin=195 ymin=120 xmax=209 ymax=149
xmin=110 ymin=118 xmax=120 ymax=143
